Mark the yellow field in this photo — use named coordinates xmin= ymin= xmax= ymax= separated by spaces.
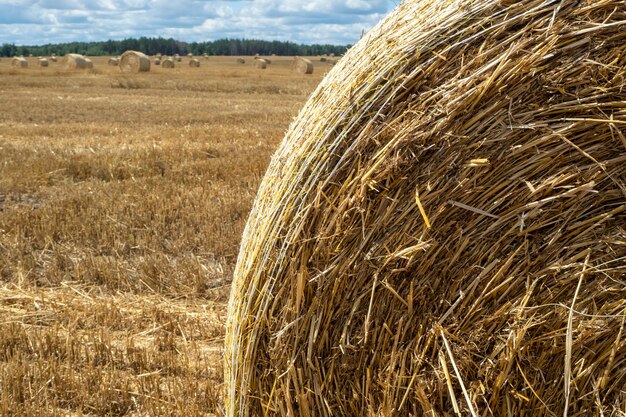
xmin=0 ymin=55 xmax=328 ymax=416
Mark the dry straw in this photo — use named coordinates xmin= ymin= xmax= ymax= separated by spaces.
xmin=12 ymin=57 xmax=28 ymax=68
xmin=292 ymin=56 xmax=314 ymax=74
xmin=108 ymin=57 xmax=119 ymax=66
xmin=50 ymin=55 xmax=57 ymax=62
xmin=154 ymin=58 xmax=161 ymax=66
xmin=161 ymin=58 xmax=175 ymax=68
xmin=225 ymin=0 xmax=626 ymax=416
xmin=254 ymin=59 xmax=267 ymax=69
xmin=38 ymin=58 xmax=48 ymax=67
xmin=63 ymin=53 xmax=91 ymax=70
xmin=237 ymin=58 xmax=246 ymax=64
xmin=189 ymin=58 xmax=200 ymax=68
xmin=255 ymin=56 xmax=271 ymax=65
xmin=119 ymin=50 xmax=150 ymax=73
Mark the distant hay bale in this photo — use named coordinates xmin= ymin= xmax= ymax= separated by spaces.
xmin=119 ymin=50 xmax=150 ymax=73
xmin=253 ymin=59 xmax=267 ymax=69
xmin=63 ymin=53 xmax=91 ymax=70
xmin=236 ymin=58 xmax=246 ymax=64
xmin=12 ymin=57 xmax=28 ymax=68
xmin=108 ymin=58 xmax=119 ymax=66
xmin=50 ymin=55 xmax=57 ymax=62
xmin=38 ymin=58 xmax=49 ymax=67
xmin=174 ymin=54 xmax=182 ymax=62
xmin=187 ymin=53 xmax=193 ymax=58
xmin=189 ymin=59 xmax=200 ymax=67
xmin=292 ymin=56 xmax=313 ymax=74
xmin=161 ymin=58 xmax=175 ymax=68
xmin=225 ymin=0 xmax=626 ymax=416
xmin=320 ymin=57 xmax=327 ymax=62
xmin=154 ymin=58 xmax=161 ymax=65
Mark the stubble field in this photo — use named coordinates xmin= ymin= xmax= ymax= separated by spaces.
xmin=0 ymin=55 xmax=328 ymax=416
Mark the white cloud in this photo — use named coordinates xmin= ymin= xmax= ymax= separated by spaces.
xmin=0 ymin=0 xmax=395 ymax=45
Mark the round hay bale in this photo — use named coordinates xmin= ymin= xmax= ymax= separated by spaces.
xmin=154 ymin=58 xmax=161 ymax=66
xmin=187 ymin=53 xmax=193 ymax=58
xmin=292 ymin=56 xmax=313 ymax=74
xmin=11 ymin=57 xmax=28 ymax=68
xmin=108 ymin=57 xmax=119 ymax=66
xmin=38 ymin=58 xmax=49 ymax=67
xmin=63 ymin=53 xmax=91 ymax=70
xmin=119 ymin=50 xmax=150 ymax=73
xmin=320 ymin=57 xmax=327 ymax=62
xmin=225 ymin=0 xmax=626 ymax=416
xmin=236 ymin=58 xmax=246 ymax=64
xmin=50 ymin=55 xmax=57 ymax=62
xmin=156 ymin=53 xmax=162 ymax=58
xmin=174 ymin=54 xmax=182 ymax=62
xmin=189 ymin=58 xmax=200 ymax=68
xmin=253 ymin=59 xmax=267 ymax=69
xmin=161 ymin=58 xmax=175 ymax=68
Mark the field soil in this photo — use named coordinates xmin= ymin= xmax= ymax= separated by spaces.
xmin=0 ymin=55 xmax=329 ymax=416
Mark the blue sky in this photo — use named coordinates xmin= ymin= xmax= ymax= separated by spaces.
xmin=0 ymin=0 xmax=397 ymax=45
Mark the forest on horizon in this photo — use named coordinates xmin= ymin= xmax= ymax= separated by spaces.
xmin=0 ymin=37 xmax=350 ymax=57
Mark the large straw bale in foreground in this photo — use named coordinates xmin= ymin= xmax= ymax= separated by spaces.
xmin=292 ymin=56 xmax=313 ymax=74
xmin=225 ymin=0 xmax=626 ymax=416
xmin=63 ymin=53 xmax=91 ymax=70
xmin=119 ymin=50 xmax=150 ymax=73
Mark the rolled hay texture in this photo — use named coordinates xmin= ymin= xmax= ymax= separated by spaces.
xmin=38 ymin=58 xmax=49 ymax=67
xmin=292 ymin=56 xmax=314 ymax=74
xmin=63 ymin=53 xmax=91 ymax=70
xmin=174 ymin=54 xmax=182 ymax=62
xmin=119 ymin=50 xmax=150 ymax=73
xmin=225 ymin=0 xmax=626 ymax=416
xmin=254 ymin=59 xmax=267 ymax=69
xmin=187 ymin=53 xmax=193 ymax=58
xmin=11 ymin=57 xmax=28 ymax=68
xmin=154 ymin=58 xmax=161 ymax=66
xmin=108 ymin=58 xmax=119 ymax=66
xmin=50 ymin=55 xmax=57 ymax=62
xmin=161 ymin=58 xmax=175 ymax=68
xmin=189 ymin=58 xmax=200 ymax=68
xmin=237 ymin=58 xmax=246 ymax=64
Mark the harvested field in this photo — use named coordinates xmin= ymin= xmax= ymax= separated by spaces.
xmin=0 ymin=55 xmax=325 ymax=416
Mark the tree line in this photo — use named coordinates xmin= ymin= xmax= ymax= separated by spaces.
xmin=0 ymin=37 xmax=349 ymax=57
